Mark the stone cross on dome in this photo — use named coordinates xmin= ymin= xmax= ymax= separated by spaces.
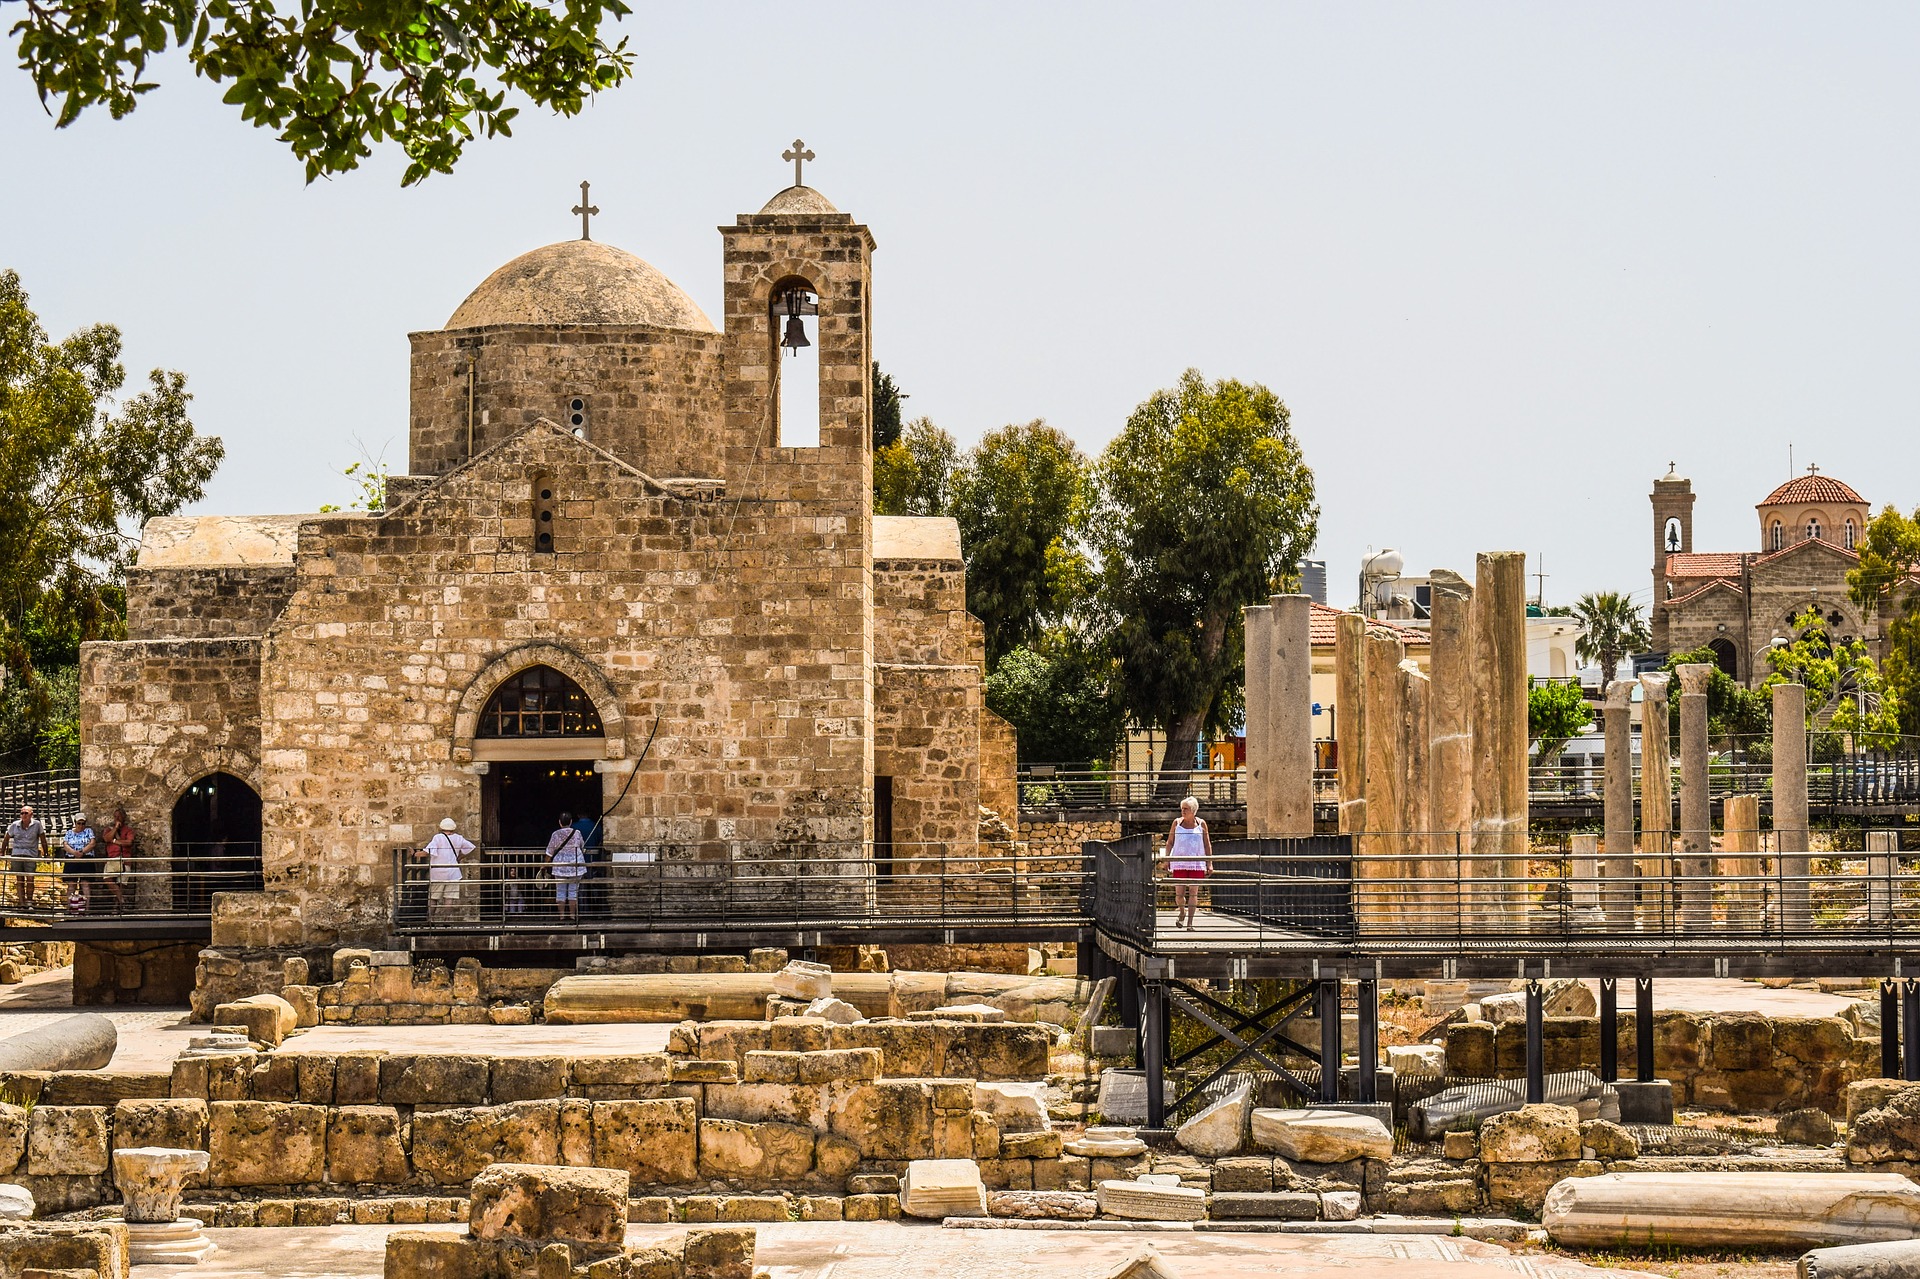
xmin=1807 ymin=462 xmax=1820 ymax=474
xmin=571 ymin=181 xmax=599 ymax=241
xmin=782 ymin=139 xmax=815 ymax=187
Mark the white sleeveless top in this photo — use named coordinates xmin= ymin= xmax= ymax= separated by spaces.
xmin=1170 ymin=820 xmax=1207 ymax=871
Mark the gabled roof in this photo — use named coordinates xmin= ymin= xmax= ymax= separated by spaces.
xmin=1666 ymin=552 xmax=1744 ymax=578
xmin=1664 ymin=577 xmax=1746 ymax=609
xmin=1759 ymin=472 xmax=1865 ymax=507
xmin=1308 ymin=601 xmax=1430 ymax=648
xmin=1753 ymin=537 xmax=1860 ymax=570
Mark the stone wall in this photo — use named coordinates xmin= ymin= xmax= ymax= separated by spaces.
xmin=72 ymin=940 xmax=196 ymax=1006
xmin=1446 ymin=1010 xmax=1877 ymax=1114
xmin=125 ymin=564 xmax=297 ymax=640
xmin=407 ymin=324 xmax=727 ymax=482
xmin=979 ymin=710 xmax=1019 ymax=823
xmin=1017 ymin=817 xmax=1121 ymax=864
xmin=874 ymin=664 xmax=981 ymax=864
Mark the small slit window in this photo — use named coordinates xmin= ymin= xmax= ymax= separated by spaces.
xmin=566 ymin=396 xmax=588 ymax=439
xmin=534 ymin=473 xmax=556 ymax=554
xmin=1808 ymin=518 xmax=1822 ymax=541
xmin=1770 ymin=520 xmax=1784 ymax=551
xmin=1846 ymin=519 xmax=1857 ymax=549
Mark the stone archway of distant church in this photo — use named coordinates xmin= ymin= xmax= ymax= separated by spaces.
xmin=1707 ymin=637 xmax=1739 ymax=679
xmin=451 ymin=644 xmax=626 ymax=766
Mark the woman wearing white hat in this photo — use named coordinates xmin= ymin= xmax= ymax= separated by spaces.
xmin=422 ymin=818 xmax=474 ymax=923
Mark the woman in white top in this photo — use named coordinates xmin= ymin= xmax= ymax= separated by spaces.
xmin=546 ymin=812 xmax=588 ymax=922
xmin=422 ymin=818 xmax=474 ymax=922
xmin=1163 ymin=797 xmax=1213 ymax=930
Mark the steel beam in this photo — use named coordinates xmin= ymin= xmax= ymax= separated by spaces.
xmin=1635 ymin=977 xmax=1655 ymax=1083
xmin=1885 ymin=980 xmax=1903 ymax=1082
xmin=1524 ymin=979 xmax=1545 ymax=1104
xmin=1143 ymin=980 xmax=1168 ymax=1130
xmin=1356 ymin=977 xmax=1378 ymax=1104
xmin=1317 ymin=979 xmax=1341 ymax=1104
xmin=1598 ymin=977 xmax=1618 ymax=1083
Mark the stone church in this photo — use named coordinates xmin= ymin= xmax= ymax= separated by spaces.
xmin=1651 ymin=463 xmax=1877 ymax=685
xmin=80 ymin=174 xmax=1016 ymax=946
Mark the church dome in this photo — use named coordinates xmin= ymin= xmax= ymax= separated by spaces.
xmin=1757 ymin=471 xmax=1865 ymax=508
xmin=447 ymin=240 xmax=716 ymax=332
xmin=758 ymin=185 xmax=839 ymax=215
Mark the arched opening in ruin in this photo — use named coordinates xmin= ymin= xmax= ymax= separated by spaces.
xmin=1707 ymin=637 xmax=1739 ymax=680
xmin=169 ymin=772 xmax=264 ymax=912
xmin=475 ymin=665 xmax=607 ymax=852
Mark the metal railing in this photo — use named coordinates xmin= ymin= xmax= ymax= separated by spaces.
xmin=1017 ymin=767 xmax=1339 ymax=810
xmin=0 ymin=770 xmax=81 ymax=833
xmin=391 ymin=842 xmax=1090 ymax=934
xmin=0 ymin=847 xmax=260 ymax=922
xmin=1089 ymin=830 xmax=1920 ymax=953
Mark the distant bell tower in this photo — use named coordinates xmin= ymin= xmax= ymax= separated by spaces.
xmin=1650 ymin=462 xmax=1694 ymax=651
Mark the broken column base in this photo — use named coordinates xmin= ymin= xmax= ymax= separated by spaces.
xmin=1612 ymin=1080 xmax=1674 ymax=1125
xmin=126 ymin=1218 xmax=217 ymax=1264
xmin=1799 ymin=1238 xmax=1920 ymax=1278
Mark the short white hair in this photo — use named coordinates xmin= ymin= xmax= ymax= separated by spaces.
xmin=1180 ymin=796 xmax=1199 ymax=813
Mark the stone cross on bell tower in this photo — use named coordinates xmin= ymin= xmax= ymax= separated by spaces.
xmin=782 ymin=139 xmax=815 ymax=187
xmin=572 ymin=181 xmax=599 ymax=241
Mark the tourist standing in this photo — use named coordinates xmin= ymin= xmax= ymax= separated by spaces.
xmin=61 ymin=815 xmax=98 ymax=914
xmin=5 ymin=806 xmax=45 ymax=909
xmin=422 ymin=818 xmax=474 ymax=923
xmin=100 ymin=808 xmax=134 ymax=914
xmin=1163 ymin=796 xmax=1213 ymax=930
xmin=546 ymin=812 xmax=587 ymax=922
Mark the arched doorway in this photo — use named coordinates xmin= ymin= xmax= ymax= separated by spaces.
xmin=476 ymin=666 xmax=606 ymax=848
xmin=1707 ymin=637 xmax=1739 ymax=680
xmin=170 ymin=772 xmax=263 ymax=911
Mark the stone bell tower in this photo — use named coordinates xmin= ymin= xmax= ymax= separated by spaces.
xmin=1651 ymin=463 xmax=1695 ymax=651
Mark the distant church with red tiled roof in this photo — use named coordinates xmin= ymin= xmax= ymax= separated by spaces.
xmin=1651 ymin=462 xmax=1873 ymax=685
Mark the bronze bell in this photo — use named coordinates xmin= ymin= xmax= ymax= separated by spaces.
xmin=781 ymin=312 xmax=810 ymax=354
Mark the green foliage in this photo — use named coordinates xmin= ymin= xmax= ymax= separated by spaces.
xmin=872 ymin=417 xmax=956 ymax=517
xmin=1091 ymin=369 xmax=1318 ymax=773
xmin=1528 ymin=677 xmax=1592 ymax=762
xmin=1849 ymin=504 xmax=1920 ymax=740
xmin=11 ymin=0 xmax=634 ymax=185
xmin=870 ymin=362 xmax=906 ymax=451
xmin=949 ymin=421 xmax=1092 ymax=666
xmin=1571 ymin=591 xmax=1650 ymax=688
xmin=983 ymin=638 xmax=1125 ymax=764
xmin=1662 ymin=647 xmax=1771 ymax=742
xmin=318 ymin=456 xmax=389 ymax=513
xmin=0 ymin=664 xmax=79 ymax=772
xmin=1765 ymin=607 xmax=1902 ymax=750
xmin=0 ymin=268 xmax=221 ymax=691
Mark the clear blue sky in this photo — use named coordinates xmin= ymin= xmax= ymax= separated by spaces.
xmin=5 ymin=5 xmax=1916 ymax=611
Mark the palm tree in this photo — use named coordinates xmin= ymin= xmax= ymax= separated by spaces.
xmin=1572 ymin=591 xmax=1651 ymax=691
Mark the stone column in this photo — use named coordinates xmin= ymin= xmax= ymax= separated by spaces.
xmin=1400 ymin=660 xmax=1435 ymax=930
xmin=1868 ymin=830 xmax=1898 ymax=924
xmin=1773 ymin=682 xmax=1810 ymax=931
xmin=1360 ymin=632 xmax=1408 ymax=930
xmin=1638 ymin=673 xmax=1673 ymax=930
xmin=1722 ymin=794 xmax=1762 ymax=929
xmin=1334 ymin=612 xmax=1368 ymax=838
xmin=112 ymin=1146 xmax=217 ymax=1263
xmin=1269 ymin=594 xmax=1315 ymax=838
xmin=1569 ymin=831 xmax=1599 ymax=915
xmin=1470 ymin=551 xmax=1529 ymax=930
xmin=1242 ymin=603 xmax=1274 ymax=837
xmin=1427 ymin=570 xmax=1476 ymax=908
xmin=1677 ymin=663 xmax=1714 ymax=930
xmin=1602 ymin=681 xmax=1636 ymax=925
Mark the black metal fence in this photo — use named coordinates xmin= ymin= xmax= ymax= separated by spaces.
xmin=0 ymin=848 xmax=258 ymax=921
xmin=0 ymin=770 xmax=81 ymax=834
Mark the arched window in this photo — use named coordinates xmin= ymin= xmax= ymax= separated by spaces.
xmin=772 ymin=279 xmax=821 ymax=448
xmin=1846 ymin=519 xmax=1857 ymax=549
xmin=1807 ymin=518 xmax=1822 ymax=542
xmin=479 ymin=666 xmax=604 ymax=738
xmin=1770 ymin=521 xmax=1784 ymax=551
xmin=1707 ymin=637 xmax=1739 ymax=679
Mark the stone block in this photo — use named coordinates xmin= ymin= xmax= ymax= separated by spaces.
xmin=1479 ymin=1104 xmax=1583 ymax=1163
xmin=972 ymin=1082 xmax=1049 ymax=1134
xmin=827 ymin=1081 xmax=934 ymax=1161
xmin=671 ymin=1060 xmax=737 ymax=1084
xmin=900 ymin=1158 xmax=986 ymax=1218
xmin=843 ymin=1193 xmax=900 ymax=1221
xmin=333 ymin=1053 xmax=384 ymax=1105
xmin=797 ymin=1049 xmax=881 ymax=1084
xmin=411 ymin=1100 xmax=561 ymax=1186
xmin=1176 ymin=1083 xmax=1251 ymax=1158
xmin=1382 ymin=1176 xmax=1482 ymax=1215
xmin=697 ymin=1119 xmax=814 ymax=1183
xmin=698 ymin=1022 xmax=774 ymax=1064
xmin=592 ymin=1099 xmax=698 ymax=1185
xmin=987 ymin=1190 xmax=1096 ymax=1219
xmin=491 ymin=1057 xmax=569 ymax=1103
xmin=326 ymin=1106 xmax=408 ymax=1184
xmin=568 ymin=1054 xmax=670 ymax=1090
xmin=1250 ymin=1109 xmax=1393 ymax=1163
xmin=742 ymin=1052 xmax=801 ymax=1084
xmin=1612 ymin=1080 xmax=1674 ymax=1125
xmin=379 ymin=1055 xmax=490 ymax=1106
xmin=113 ymin=1099 xmax=207 ymax=1152
xmin=1211 ymin=1156 xmax=1274 ymax=1193
xmin=939 ymin=1024 xmax=1050 ymax=1081
xmin=804 ymin=998 xmax=864 ymax=1025
xmin=848 ymin=1174 xmax=900 ymax=1195
xmin=768 ymin=1020 xmax=831 ymax=1055
xmin=1321 ymin=1189 xmax=1362 ymax=1220
xmin=39 ymin=1072 xmax=169 ymax=1107
xmin=208 ymin=1101 xmax=327 ymax=1186
xmin=1849 ymin=1080 xmax=1911 ymax=1126
xmin=682 ymin=1226 xmax=757 ymax=1279
xmin=0 ymin=1222 xmax=128 ymax=1279
xmin=383 ymin=1229 xmax=484 ymax=1278
xmin=773 ymin=961 xmax=832 ymax=1002
xmin=715 ymin=1196 xmax=785 ymax=1223
xmin=1208 ymin=1191 xmax=1320 ymax=1220
xmin=797 ymin=1195 xmax=842 ymax=1221
xmin=1488 ymin=1159 xmax=1600 ymax=1214
xmin=1579 ymin=1119 xmax=1639 ymax=1161
xmin=248 ymin=1054 xmax=298 ymax=1102
xmin=26 ymin=1107 xmax=109 ymax=1176
xmin=1097 ymin=1071 xmax=1147 ymax=1125
xmin=1442 ymin=1131 xmax=1477 ymax=1160
xmin=468 ymin=1163 xmax=629 ymax=1247
xmin=1777 ymin=1108 xmax=1837 ymax=1147
xmin=213 ymin=994 xmax=297 ymax=1047
xmin=294 ymin=1055 xmax=335 ymax=1105
xmin=1095 ymin=1179 xmax=1207 ymax=1221
xmin=0 ymin=1104 xmax=25 ymax=1175
xmin=999 ymin=1131 xmax=1061 ymax=1159
xmin=703 ymin=1083 xmax=828 ymax=1130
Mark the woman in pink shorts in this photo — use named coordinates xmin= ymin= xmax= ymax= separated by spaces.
xmin=1163 ymin=796 xmax=1213 ymax=930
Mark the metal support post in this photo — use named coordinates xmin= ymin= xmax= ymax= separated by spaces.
xmin=1524 ymin=979 xmax=1545 ymax=1105
xmin=1356 ymin=978 xmax=1378 ymax=1104
xmin=1598 ymin=977 xmax=1618 ymax=1084
xmin=1143 ymin=981 xmax=1167 ymax=1130
xmin=1317 ymin=979 xmax=1341 ymax=1103
xmin=1635 ymin=977 xmax=1655 ymax=1083
xmin=1905 ymin=981 xmax=1920 ymax=1084
xmin=1117 ymin=966 xmax=1141 ymax=1030
xmin=1883 ymin=981 xmax=1902 ymax=1081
